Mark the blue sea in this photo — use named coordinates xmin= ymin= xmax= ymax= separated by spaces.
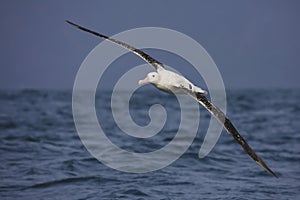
xmin=0 ymin=89 xmax=299 ymax=199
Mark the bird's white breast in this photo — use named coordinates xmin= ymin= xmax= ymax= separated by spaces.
xmin=156 ymin=69 xmax=194 ymax=94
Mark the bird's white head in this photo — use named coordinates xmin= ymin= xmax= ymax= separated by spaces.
xmin=138 ymin=72 xmax=160 ymax=85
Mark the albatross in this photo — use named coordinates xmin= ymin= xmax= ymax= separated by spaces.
xmin=66 ymin=20 xmax=277 ymax=178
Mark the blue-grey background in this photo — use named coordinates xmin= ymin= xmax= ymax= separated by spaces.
xmin=0 ymin=0 xmax=299 ymax=89
xmin=1 ymin=1 xmax=300 ymax=199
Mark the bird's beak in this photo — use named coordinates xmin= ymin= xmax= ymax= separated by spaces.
xmin=138 ymin=76 xmax=150 ymax=85
xmin=197 ymin=88 xmax=208 ymax=95
xmin=201 ymin=90 xmax=208 ymax=95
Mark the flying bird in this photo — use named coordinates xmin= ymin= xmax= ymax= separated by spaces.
xmin=66 ymin=20 xmax=277 ymax=178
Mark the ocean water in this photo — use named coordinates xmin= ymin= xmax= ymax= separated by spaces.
xmin=0 ymin=89 xmax=299 ymax=199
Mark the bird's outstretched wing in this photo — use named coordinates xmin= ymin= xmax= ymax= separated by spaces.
xmin=66 ymin=20 xmax=164 ymax=71
xmin=190 ymin=92 xmax=278 ymax=177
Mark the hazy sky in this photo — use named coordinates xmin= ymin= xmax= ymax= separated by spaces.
xmin=0 ymin=0 xmax=299 ymax=89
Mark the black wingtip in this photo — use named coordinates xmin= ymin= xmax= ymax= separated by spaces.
xmin=66 ymin=20 xmax=78 ymax=28
xmin=66 ymin=20 xmax=82 ymax=30
xmin=65 ymin=20 xmax=110 ymax=40
xmin=256 ymin=160 xmax=278 ymax=178
xmin=194 ymin=92 xmax=278 ymax=178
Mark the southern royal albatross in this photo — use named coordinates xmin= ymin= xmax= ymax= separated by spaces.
xmin=67 ymin=20 xmax=277 ymax=178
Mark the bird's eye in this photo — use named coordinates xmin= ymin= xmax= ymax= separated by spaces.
xmin=152 ymin=75 xmax=155 ymax=77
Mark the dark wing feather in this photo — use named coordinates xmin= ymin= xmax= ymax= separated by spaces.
xmin=66 ymin=20 xmax=164 ymax=71
xmin=191 ymin=92 xmax=278 ymax=177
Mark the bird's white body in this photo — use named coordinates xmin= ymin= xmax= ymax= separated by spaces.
xmin=154 ymin=69 xmax=207 ymax=94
